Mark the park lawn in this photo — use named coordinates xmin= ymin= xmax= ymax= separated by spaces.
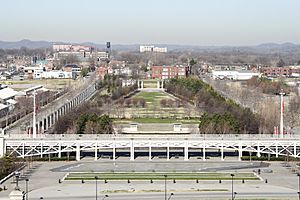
xmin=132 ymin=91 xmax=175 ymax=109
xmin=65 ymin=172 xmax=259 ymax=181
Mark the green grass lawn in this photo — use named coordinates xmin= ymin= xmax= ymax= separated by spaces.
xmin=133 ymin=91 xmax=171 ymax=107
xmin=121 ymin=91 xmax=200 ymax=119
xmin=65 ymin=172 xmax=259 ymax=181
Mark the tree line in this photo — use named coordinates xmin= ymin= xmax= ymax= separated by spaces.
xmin=54 ymin=76 xmax=138 ymax=134
xmin=246 ymin=77 xmax=294 ymax=95
xmin=0 ymin=155 xmax=23 ymax=180
xmin=76 ymin=114 xmax=113 ymax=134
xmin=165 ymin=78 xmax=259 ymax=134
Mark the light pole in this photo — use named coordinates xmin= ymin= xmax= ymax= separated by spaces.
xmin=25 ymin=178 xmax=29 ymax=200
xmin=279 ymin=89 xmax=285 ymax=139
xmin=95 ymin=176 xmax=98 ymax=200
xmin=231 ymin=174 xmax=234 ymax=200
xmin=102 ymin=194 xmax=109 ymax=200
xmin=168 ymin=192 xmax=174 ymax=200
xmin=297 ymin=173 xmax=300 ymax=200
xmin=14 ymin=171 xmax=20 ymax=190
xmin=164 ymin=175 xmax=167 ymax=200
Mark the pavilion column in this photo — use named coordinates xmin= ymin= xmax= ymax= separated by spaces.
xmin=58 ymin=142 xmax=61 ymax=158
xmin=167 ymin=145 xmax=170 ymax=160
xmin=184 ymin=141 xmax=189 ymax=161
xmin=94 ymin=142 xmax=98 ymax=161
xmin=130 ymin=139 xmax=134 ymax=161
xmin=113 ymin=147 xmax=116 ymax=161
xmin=238 ymin=143 xmax=242 ymax=161
xmin=76 ymin=143 xmax=81 ymax=161
xmin=221 ymin=143 xmax=224 ymax=161
xmin=203 ymin=141 xmax=206 ymax=161
xmin=257 ymin=143 xmax=261 ymax=158
xmin=40 ymin=143 xmax=43 ymax=158
xmin=149 ymin=143 xmax=152 ymax=161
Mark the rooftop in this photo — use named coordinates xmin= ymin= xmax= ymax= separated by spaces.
xmin=0 ymin=88 xmax=18 ymax=100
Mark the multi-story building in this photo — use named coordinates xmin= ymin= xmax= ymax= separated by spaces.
xmin=262 ymin=67 xmax=292 ymax=77
xmin=153 ymin=47 xmax=167 ymax=53
xmin=53 ymin=44 xmax=94 ymax=52
xmin=151 ymin=65 xmax=187 ymax=79
xmin=54 ymin=51 xmax=108 ymax=62
xmin=140 ymin=45 xmax=167 ymax=53
xmin=96 ymin=66 xmax=112 ymax=78
xmin=63 ymin=64 xmax=82 ymax=76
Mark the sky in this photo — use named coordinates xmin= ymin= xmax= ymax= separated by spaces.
xmin=1 ymin=0 xmax=300 ymax=46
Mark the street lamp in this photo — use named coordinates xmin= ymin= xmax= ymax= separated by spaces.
xmin=230 ymin=174 xmax=235 ymax=200
xmin=164 ymin=175 xmax=168 ymax=200
xmin=95 ymin=176 xmax=98 ymax=200
xmin=102 ymin=194 xmax=109 ymax=200
xmin=14 ymin=171 xmax=20 ymax=190
xmin=168 ymin=192 xmax=174 ymax=200
xmin=297 ymin=173 xmax=300 ymax=200
xmin=25 ymin=178 xmax=29 ymax=200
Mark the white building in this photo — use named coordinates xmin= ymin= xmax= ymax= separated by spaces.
xmin=53 ymin=44 xmax=93 ymax=52
xmin=0 ymin=87 xmax=18 ymax=103
xmin=140 ymin=45 xmax=154 ymax=53
xmin=140 ymin=45 xmax=167 ymax=53
xmin=112 ymin=67 xmax=132 ymax=76
xmin=122 ymin=79 xmax=136 ymax=87
xmin=153 ymin=47 xmax=167 ymax=53
xmin=41 ymin=70 xmax=73 ymax=79
xmin=212 ymin=70 xmax=260 ymax=81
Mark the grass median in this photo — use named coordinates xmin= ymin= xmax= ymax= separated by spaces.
xmin=65 ymin=172 xmax=259 ymax=181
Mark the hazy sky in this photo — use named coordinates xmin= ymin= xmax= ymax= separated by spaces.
xmin=1 ymin=0 xmax=300 ymax=45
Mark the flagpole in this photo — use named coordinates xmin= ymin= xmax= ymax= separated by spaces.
xmin=279 ymin=90 xmax=285 ymax=139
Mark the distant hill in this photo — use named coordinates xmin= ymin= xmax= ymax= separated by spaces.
xmin=0 ymin=39 xmax=53 ymax=49
xmin=0 ymin=39 xmax=300 ymax=54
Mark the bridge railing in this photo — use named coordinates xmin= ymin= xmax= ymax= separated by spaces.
xmin=3 ymin=133 xmax=300 ymax=140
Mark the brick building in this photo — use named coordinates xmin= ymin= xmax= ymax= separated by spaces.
xmin=262 ymin=67 xmax=292 ymax=77
xmin=151 ymin=65 xmax=187 ymax=79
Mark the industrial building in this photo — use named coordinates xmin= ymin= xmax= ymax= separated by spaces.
xmin=211 ymin=70 xmax=260 ymax=80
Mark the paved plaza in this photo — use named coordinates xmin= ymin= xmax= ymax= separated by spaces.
xmin=0 ymin=159 xmax=300 ymax=200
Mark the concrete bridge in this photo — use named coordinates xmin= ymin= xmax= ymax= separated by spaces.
xmin=1 ymin=134 xmax=300 ymax=161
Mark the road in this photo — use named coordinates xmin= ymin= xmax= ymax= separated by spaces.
xmin=26 ymin=192 xmax=299 ymax=200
